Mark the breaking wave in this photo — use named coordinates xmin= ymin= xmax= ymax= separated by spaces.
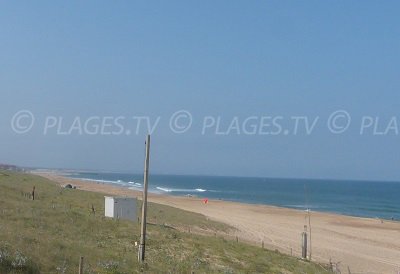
xmin=156 ymin=187 xmax=208 ymax=193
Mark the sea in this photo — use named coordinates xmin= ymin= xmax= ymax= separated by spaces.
xmin=64 ymin=172 xmax=400 ymax=221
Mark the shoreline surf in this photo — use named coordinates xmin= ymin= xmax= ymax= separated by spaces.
xmin=55 ymin=171 xmax=400 ymax=221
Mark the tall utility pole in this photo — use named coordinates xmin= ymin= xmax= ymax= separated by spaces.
xmin=138 ymin=135 xmax=150 ymax=262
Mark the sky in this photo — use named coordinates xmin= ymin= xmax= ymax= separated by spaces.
xmin=1 ymin=1 xmax=400 ymax=181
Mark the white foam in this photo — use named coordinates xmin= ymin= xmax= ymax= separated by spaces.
xmin=123 ymin=180 xmax=141 ymax=186
xmin=127 ymin=182 xmax=142 ymax=189
xmin=80 ymin=178 xmax=116 ymax=184
xmin=195 ymin=188 xmax=207 ymax=192
xmin=155 ymin=187 xmax=207 ymax=193
xmin=156 ymin=187 xmax=172 ymax=192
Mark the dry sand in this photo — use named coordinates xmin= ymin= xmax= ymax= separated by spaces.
xmin=38 ymin=172 xmax=400 ymax=274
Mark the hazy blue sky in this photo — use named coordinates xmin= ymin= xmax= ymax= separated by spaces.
xmin=1 ymin=1 xmax=400 ymax=180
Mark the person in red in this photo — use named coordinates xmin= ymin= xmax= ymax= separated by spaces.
xmin=203 ymin=198 xmax=208 ymax=204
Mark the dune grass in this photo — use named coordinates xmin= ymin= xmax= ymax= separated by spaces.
xmin=0 ymin=171 xmax=330 ymax=273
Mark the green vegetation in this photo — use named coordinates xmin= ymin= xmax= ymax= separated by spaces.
xmin=0 ymin=171 xmax=330 ymax=273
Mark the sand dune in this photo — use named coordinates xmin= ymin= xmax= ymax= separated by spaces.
xmin=38 ymin=173 xmax=400 ymax=274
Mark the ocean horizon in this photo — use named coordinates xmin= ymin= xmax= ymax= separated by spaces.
xmin=61 ymin=171 xmax=400 ymax=221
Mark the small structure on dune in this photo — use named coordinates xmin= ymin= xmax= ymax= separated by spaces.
xmin=104 ymin=196 xmax=137 ymax=222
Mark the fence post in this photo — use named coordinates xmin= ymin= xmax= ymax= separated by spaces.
xmin=301 ymin=232 xmax=308 ymax=259
xmin=79 ymin=256 xmax=84 ymax=274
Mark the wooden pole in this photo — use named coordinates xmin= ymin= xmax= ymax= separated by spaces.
xmin=304 ymin=185 xmax=312 ymax=261
xmin=308 ymin=209 xmax=312 ymax=260
xmin=301 ymin=231 xmax=308 ymax=259
xmin=78 ymin=256 xmax=84 ymax=274
xmin=138 ymin=135 xmax=150 ymax=262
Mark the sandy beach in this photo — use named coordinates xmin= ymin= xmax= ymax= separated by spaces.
xmin=37 ymin=172 xmax=400 ymax=274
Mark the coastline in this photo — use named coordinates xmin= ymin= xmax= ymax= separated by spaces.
xmin=36 ymin=172 xmax=400 ymax=274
